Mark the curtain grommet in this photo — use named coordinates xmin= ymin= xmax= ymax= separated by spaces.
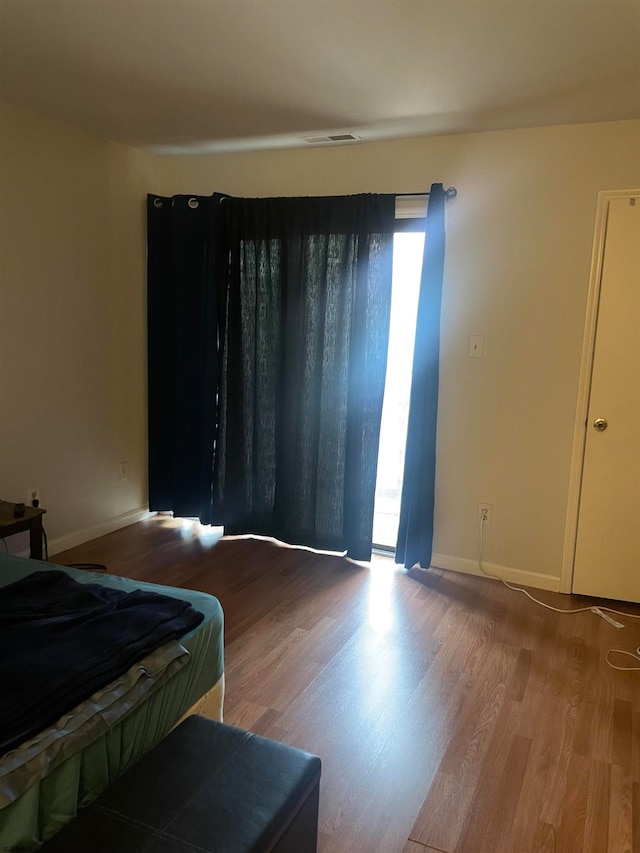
xmin=153 ymin=198 xmax=163 ymax=208
xmin=188 ymin=198 xmax=199 ymax=209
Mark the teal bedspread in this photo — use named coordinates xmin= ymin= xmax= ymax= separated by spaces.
xmin=0 ymin=554 xmax=224 ymax=849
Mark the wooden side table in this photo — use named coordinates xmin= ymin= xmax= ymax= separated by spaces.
xmin=0 ymin=500 xmax=47 ymax=560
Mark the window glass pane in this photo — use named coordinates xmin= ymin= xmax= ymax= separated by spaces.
xmin=373 ymin=231 xmax=424 ymax=549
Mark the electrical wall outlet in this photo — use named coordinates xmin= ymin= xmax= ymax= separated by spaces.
xmin=27 ymin=488 xmax=40 ymax=508
xmin=119 ymin=462 xmax=129 ymax=481
xmin=478 ymin=503 xmax=492 ymax=525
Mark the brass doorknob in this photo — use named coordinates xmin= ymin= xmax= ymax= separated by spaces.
xmin=593 ymin=418 xmax=608 ymax=432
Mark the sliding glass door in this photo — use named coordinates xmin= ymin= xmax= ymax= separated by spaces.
xmin=372 ymin=230 xmax=425 ymax=549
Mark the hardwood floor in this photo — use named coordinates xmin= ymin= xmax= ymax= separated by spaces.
xmin=53 ymin=516 xmax=640 ymax=853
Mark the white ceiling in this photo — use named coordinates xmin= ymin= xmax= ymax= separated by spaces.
xmin=1 ymin=1 xmax=639 ymax=155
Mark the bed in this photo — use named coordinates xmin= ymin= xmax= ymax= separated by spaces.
xmin=0 ymin=553 xmax=224 ymax=849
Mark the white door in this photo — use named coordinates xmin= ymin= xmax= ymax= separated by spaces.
xmin=572 ymin=194 xmax=640 ymax=602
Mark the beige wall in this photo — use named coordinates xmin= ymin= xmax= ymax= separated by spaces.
xmin=157 ymin=120 xmax=640 ymax=581
xmin=0 ymin=100 xmax=155 ymax=550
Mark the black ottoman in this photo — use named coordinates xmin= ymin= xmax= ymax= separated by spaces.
xmin=43 ymin=715 xmax=321 ymax=852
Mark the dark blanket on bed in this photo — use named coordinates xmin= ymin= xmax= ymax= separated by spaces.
xmin=0 ymin=570 xmax=204 ymax=755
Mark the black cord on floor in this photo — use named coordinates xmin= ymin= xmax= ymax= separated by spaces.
xmin=41 ymin=525 xmax=105 ymax=571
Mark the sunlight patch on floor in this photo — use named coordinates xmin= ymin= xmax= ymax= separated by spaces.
xmin=367 ymin=557 xmax=396 ymax=635
xmin=178 ymin=518 xmax=224 ymax=543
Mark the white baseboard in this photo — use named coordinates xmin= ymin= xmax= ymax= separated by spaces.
xmin=38 ymin=507 xmax=154 ymax=557
xmin=431 ymin=552 xmax=561 ymax=593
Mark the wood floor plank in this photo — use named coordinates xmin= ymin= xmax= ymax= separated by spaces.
xmin=508 ymin=647 xmax=532 ymax=703
xmin=403 ymin=843 xmax=425 ymax=853
xmin=632 ymin=711 xmax=640 ymax=783
xmin=510 ymin=738 xmax=554 ymax=851
xmin=539 ymin=636 xmax=587 ymax=827
xmin=584 ymin=759 xmax=611 ymax=853
xmin=455 ymin=706 xmax=529 ymax=853
xmin=273 ymin=623 xmax=445 ymax=848
xmin=613 ymin=698 xmax=633 ymax=771
xmin=331 ymin=662 xmax=467 ymax=853
xmin=531 ymin=821 xmax=557 ymax=853
xmin=403 ymin=843 xmax=449 ymax=853
xmin=556 ymin=753 xmax=591 ymax=851
xmin=509 ymin=614 xmax=568 ymax=850
xmin=51 ymin=517 xmax=640 ymax=853
xmin=409 ymin=641 xmax=519 ymax=851
xmin=608 ymin=764 xmax=633 ymax=853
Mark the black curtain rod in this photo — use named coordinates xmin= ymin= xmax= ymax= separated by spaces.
xmin=396 ymin=187 xmax=457 ymax=200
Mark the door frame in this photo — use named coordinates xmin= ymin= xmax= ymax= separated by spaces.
xmin=560 ymin=188 xmax=640 ymax=593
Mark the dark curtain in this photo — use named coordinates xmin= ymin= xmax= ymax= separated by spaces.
xmin=395 ymin=183 xmax=447 ymax=569
xmin=212 ymin=194 xmax=395 ymax=560
xmin=147 ymin=195 xmax=219 ymax=523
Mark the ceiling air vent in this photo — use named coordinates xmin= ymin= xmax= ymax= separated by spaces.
xmin=303 ymin=133 xmax=361 ymax=144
